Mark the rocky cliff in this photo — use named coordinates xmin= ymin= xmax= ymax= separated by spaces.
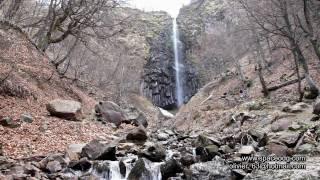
xmin=141 ymin=17 xmax=199 ymax=109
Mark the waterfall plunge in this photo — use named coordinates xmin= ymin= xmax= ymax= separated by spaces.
xmin=172 ymin=18 xmax=184 ymax=107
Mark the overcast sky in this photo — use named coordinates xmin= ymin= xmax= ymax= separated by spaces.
xmin=129 ymin=0 xmax=191 ymax=17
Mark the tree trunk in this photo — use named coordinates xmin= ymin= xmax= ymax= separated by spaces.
xmin=293 ymin=51 xmax=304 ymax=101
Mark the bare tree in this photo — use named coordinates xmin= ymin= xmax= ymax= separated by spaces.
xmin=238 ymin=0 xmax=319 ymax=99
xmin=4 ymin=0 xmax=23 ymax=20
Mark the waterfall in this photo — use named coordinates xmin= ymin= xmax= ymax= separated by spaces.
xmin=172 ymin=18 xmax=184 ymax=107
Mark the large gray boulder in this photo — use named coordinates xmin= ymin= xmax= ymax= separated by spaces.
xmin=95 ymin=101 xmax=125 ymax=127
xmin=126 ymin=127 xmax=148 ymax=143
xmin=189 ymin=157 xmax=232 ymax=180
xmin=81 ymin=140 xmax=116 ymax=161
xmin=313 ymin=98 xmax=320 ymax=115
xmin=46 ymin=99 xmax=82 ymax=120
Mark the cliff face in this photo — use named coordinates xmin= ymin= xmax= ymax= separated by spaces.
xmin=177 ymin=0 xmax=228 ymax=85
xmin=141 ymin=15 xmax=199 ymax=109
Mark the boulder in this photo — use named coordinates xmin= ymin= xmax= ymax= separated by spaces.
xmin=193 ymin=134 xmax=221 ymax=147
xmin=128 ymin=159 xmax=153 ymax=180
xmin=205 ymin=145 xmax=220 ymax=159
xmin=95 ymin=101 xmax=126 ymax=127
xmin=46 ymin=99 xmax=82 ymax=120
xmin=157 ymin=132 xmax=170 ymax=141
xmin=119 ymin=161 xmax=126 ymax=178
xmin=189 ymin=157 xmax=232 ymax=180
xmin=39 ymin=154 xmax=68 ymax=170
xmin=81 ymin=140 xmax=116 ymax=160
xmin=69 ymin=158 xmax=92 ymax=171
xmin=67 ymin=144 xmax=86 ymax=155
xmin=180 ymin=155 xmax=195 ymax=167
xmin=238 ymin=145 xmax=255 ymax=155
xmin=0 ymin=117 xmax=20 ymax=128
xmin=277 ymin=132 xmax=300 ymax=147
xmin=271 ymin=119 xmax=292 ymax=132
xmin=160 ymin=159 xmax=183 ymax=180
xmin=140 ymin=143 xmax=166 ymax=162
xmin=21 ymin=114 xmax=33 ymax=123
xmin=296 ymin=144 xmax=316 ymax=154
xmin=126 ymin=127 xmax=148 ymax=143
xmin=313 ymin=99 xmax=320 ymax=115
xmin=266 ymin=143 xmax=288 ymax=156
xmin=46 ymin=160 xmax=62 ymax=173
xmin=122 ymin=106 xmax=148 ymax=128
xmin=249 ymin=128 xmax=268 ymax=147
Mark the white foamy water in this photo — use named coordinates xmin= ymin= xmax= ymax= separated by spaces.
xmin=173 ymin=18 xmax=184 ymax=107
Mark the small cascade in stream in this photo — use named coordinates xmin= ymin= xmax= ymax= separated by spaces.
xmin=172 ymin=18 xmax=184 ymax=107
xmin=66 ymin=156 xmax=163 ymax=180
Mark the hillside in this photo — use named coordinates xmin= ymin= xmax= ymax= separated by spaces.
xmin=0 ymin=0 xmax=320 ymax=179
xmin=0 ymin=21 xmax=119 ymax=158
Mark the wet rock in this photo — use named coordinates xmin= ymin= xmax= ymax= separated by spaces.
xmin=313 ymin=99 xmax=320 ymax=115
xmin=21 ymin=114 xmax=33 ymax=123
xmin=232 ymin=169 xmax=247 ymax=179
xmin=80 ymin=174 xmax=100 ymax=180
xmin=128 ymin=159 xmax=152 ymax=180
xmin=81 ymin=140 xmax=116 ymax=160
xmin=180 ymin=155 xmax=195 ymax=167
xmin=238 ymin=145 xmax=255 ymax=155
xmin=140 ymin=143 xmax=166 ymax=162
xmin=118 ymin=143 xmax=139 ymax=155
xmin=310 ymin=115 xmax=320 ymax=121
xmin=46 ymin=160 xmax=62 ymax=173
xmin=69 ymin=158 xmax=92 ymax=171
xmin=205 ymin=145 xmax=220 ymax=158
xmin=193 ymin=134 xmax=221 ymax=147
xmin=277 ymin=132 xmax=300 ymax=147
xmin=46 ymin=99 xmax=82 ymax=120
xmin=161 ymin=159 xmax=183 ymax=180
xmin=271 ymin=119 xmax=292 ymax=132
xmin=119 ymin=161 xmax=126 ymax=178
xmin=266 ymin=143 xmax=288 ymax=156
xmin=126 ymin=127 xmax=148 ymax=143
xmin=219 ymin=145 xmax=233 ymax=154
xmin=0 ymin=117 xmax=20 ymax=128
xmin=195 ymin=147 xmax=210 ymax=162
xmin=289 ymin=123 xmax=302 ymax=131
xmin=189 ymin=157 xmax=232 ymax=180
xmin=296 ymin=144 xmax=316 ymax=154
xmin=157 ymin=132 xmax=170 ymax=141
xmin=92 ymin=161 xmax=110 ymax=178
xmin=249 ymin=128 xmax=268 ymax=146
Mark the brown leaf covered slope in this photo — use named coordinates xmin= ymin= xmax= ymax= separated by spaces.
xmin=0 ymin=22 xmax=115 ymax=158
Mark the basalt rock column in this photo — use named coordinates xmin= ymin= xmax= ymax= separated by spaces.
xmin=142 ymin=18 xmax=199 ymax=110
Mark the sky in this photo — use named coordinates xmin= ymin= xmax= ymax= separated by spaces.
xmin=129 ymin=0 xmax=191 ymax=17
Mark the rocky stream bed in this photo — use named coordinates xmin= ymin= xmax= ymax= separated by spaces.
xmin=1 ymin=99 xmax=320 ymax=180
